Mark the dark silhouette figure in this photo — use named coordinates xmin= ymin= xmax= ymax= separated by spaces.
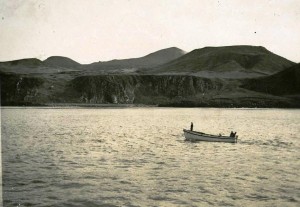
xmin=230 ymin=131 xmax=234 ymax=137
xmin=190 ymin=122 xmax=193 ymax=131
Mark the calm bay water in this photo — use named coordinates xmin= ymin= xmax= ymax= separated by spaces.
xmin=1 ymin=107 xmax=300 ymax=206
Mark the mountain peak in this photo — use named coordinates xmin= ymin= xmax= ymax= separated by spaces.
xmin=43 ymin=56 xmax=81 ymax=68
xmin=141 ymin=47 xmax=186 ymax=64
xmin=145 ymin=47 xmax=186 ymax=58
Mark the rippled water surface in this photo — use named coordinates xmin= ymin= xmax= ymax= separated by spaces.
xmin=2 ymin=107 xmax=300 ymax=206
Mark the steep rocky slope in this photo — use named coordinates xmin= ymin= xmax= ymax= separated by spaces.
xmin=68 ymin=75 xmax=223 ymax=104
xmin=65 ymin=75 xmax=296 ymax=107
xmin=0 ymin=72 xmax=44 ymax=105
xmin=1 ymin=72 xmax=298 ymax=107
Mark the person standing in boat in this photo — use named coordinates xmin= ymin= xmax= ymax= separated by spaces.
xmin=190 ymin=122 xmax=193 ymax=131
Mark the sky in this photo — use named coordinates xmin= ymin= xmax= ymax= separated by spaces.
xmin=0 ymin=0 xmax=299 ymax=63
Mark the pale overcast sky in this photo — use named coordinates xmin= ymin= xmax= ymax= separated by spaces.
xmin=0 ymin=0 xmax=299 ymax=63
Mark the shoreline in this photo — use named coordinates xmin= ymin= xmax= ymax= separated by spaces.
xmin=1 ymin=103 xmax=299 ymax=109
xmin=0 ymin=103 xmax=158 ymax=108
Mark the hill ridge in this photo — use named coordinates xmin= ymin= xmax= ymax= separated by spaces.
xmin=144 ymin=45 xmax=295 ymax=78
xmin=88 ymin=47 xmax=185 ymax=69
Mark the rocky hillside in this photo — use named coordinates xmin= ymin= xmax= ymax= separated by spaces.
xmin=144 ymin=46 xmax=295 ymax=78
xmin=241 ymin=63 xmax=300 ymax=96
xmin=1 ymin=45 xmax=299 ymax=107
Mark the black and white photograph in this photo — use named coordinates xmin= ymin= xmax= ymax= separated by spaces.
xmin=0 ymin=0 xmax=299 ymax=206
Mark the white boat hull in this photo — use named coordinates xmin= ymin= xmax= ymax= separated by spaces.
xmin=183 ymin=129 xmax=237 ymax=143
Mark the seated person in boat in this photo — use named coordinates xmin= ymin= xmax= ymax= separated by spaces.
xmin=230 ymin=131 xmax=237 ymax=137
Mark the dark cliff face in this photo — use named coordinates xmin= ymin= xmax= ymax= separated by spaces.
xmin=2 ymin=72 xmax=224 ymax=105
xmin=69 ymin=75 xmax=223 ymax=104
xmin=1 ymin=72 xmax=299 ymax=107
xmin=67 ymin=74 xmax=299 ymax=107
xmin=0 ymin=72 xmax=44 ymax=105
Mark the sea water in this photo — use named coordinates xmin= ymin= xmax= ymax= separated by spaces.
xmin=1 ymin=108 xmax=300 ymax=206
